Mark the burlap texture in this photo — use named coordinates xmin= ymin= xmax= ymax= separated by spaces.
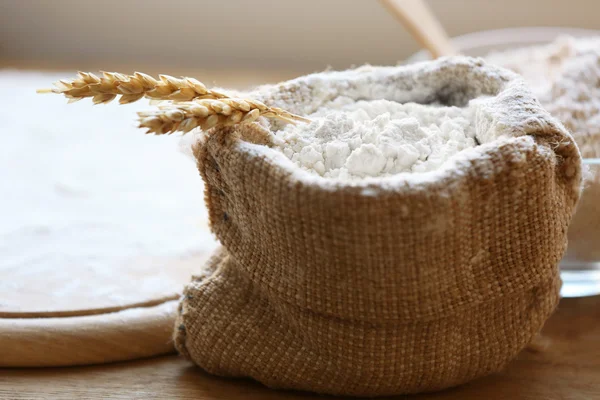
xmin=175 ymin=58 xmax=582 ymax=396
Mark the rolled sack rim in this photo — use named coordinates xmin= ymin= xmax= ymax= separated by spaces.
xmin=210 ymin=56 xmax=582 ymax=199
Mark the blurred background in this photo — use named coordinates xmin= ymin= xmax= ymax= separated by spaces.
xmin=2 ymin=0 xmax=600 ymax=86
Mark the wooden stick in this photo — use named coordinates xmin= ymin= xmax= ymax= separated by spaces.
xmin=380 ymin=0 xmax=456 ymax=58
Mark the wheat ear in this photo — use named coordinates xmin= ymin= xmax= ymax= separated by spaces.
xmin=38 ymin=71 xmax=309 ymax=132
xmin=37 ymin=71 xmax=229 ymax=104
xmin=138 ymin=99 xmax=310 ymax=135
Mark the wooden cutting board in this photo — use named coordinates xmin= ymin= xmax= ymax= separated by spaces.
xmin=0 ymin=69 xmax=222 ymax=367
xmin=0 ymin=252 xmax=209 ymax=367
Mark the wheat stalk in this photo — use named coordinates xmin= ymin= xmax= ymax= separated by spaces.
xmin=37 ymin=71 xmax=229 ymax=104
xmin=138 ymin=98 xmax=310 ymax=135
xmin=38 ymin=70 xmax=310 ymax=133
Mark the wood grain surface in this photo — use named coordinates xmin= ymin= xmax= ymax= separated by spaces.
xmin=2 ymin=295 xmax=599 ymax=400
xmin=0 ymin=302 xmax=177 ymax=367
xmin=0 ymin=254 xmax=214 ymax=367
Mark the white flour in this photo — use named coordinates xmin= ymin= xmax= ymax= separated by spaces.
xmin=272 ymin=97 xmax=478 ymax=179
xmin=486 ymin=36 xmax=600 ymax=158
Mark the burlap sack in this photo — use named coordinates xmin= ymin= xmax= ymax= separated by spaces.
xmin=175 ymin=58 xmax=582 ymax=396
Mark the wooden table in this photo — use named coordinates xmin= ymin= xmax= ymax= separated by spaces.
xmin=2 ymin=295 xmax=599 ymax=400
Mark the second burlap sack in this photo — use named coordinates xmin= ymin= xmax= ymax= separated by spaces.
xmin=175 ymin=58 xmax=582 ymax=396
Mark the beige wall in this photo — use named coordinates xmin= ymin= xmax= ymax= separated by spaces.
xmin=1 ymin=0 xmax=599 ymax=74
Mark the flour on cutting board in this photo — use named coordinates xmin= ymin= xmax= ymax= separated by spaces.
xmin=0 ymin=70 xmax=217 ymax=310
xmin=272 ymin=97 xmax=479 ymax=180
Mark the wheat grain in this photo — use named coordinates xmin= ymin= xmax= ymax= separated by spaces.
xmin=138 ymin=98 xmax=310 ymax=135
xmin=37 ymin=71 xmax=229 ymax=104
